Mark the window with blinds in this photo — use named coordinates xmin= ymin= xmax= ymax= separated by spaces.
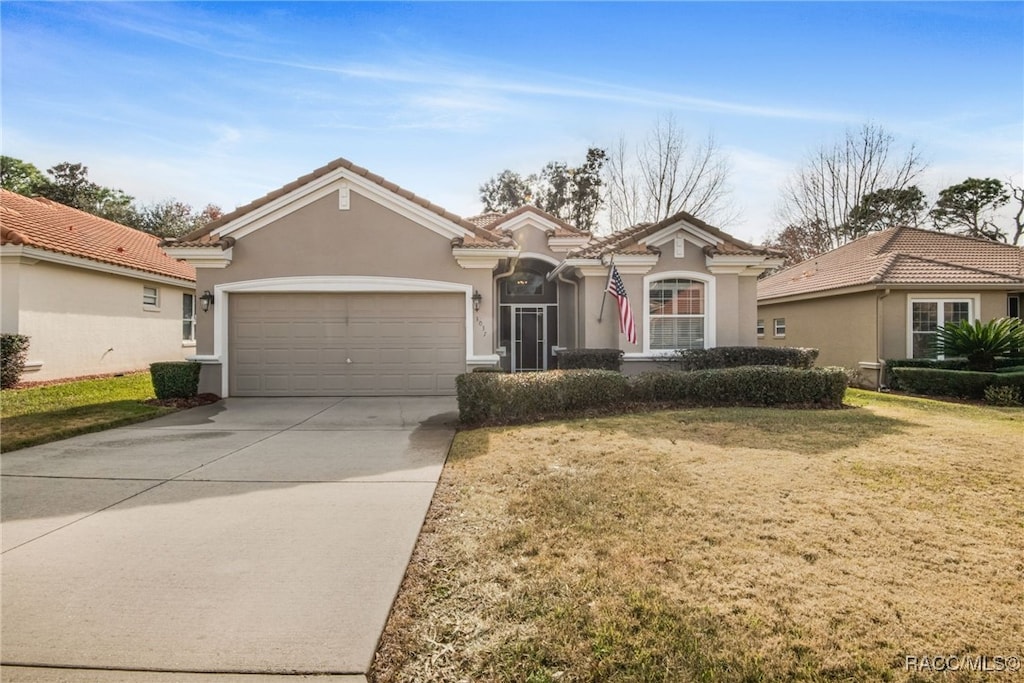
xmin=649 ymin=279 xmax=705 ymax=350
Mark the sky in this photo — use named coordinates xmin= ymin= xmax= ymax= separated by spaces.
xmin=2 ymin=1 xmax=1022 ymax=243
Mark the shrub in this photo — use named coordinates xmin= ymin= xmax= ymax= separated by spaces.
xmin=675 ymin=346 xmax=819 ymax=371
xmin=456 ymin=366 xmax=848 ymax=425
xmin=984 ymin=385 xmax=1022 ymax=407
xmin=456 ymin=370 xmax=630 ymax=425
xmin=890 ymin=367 xmax=1024 ymax=400
xmin=631 ymin=366 xmax=847 ymax=408
xmin=933 ymin=317 xmax=1024 ymax=372
xmin=1 ymin=334 xmax=31 ymax=389
xmin=557 ymin=348 xmax=624 ymax=371
xmin=994 ymin=365 xmax=1024 ymax=374
xmin=150 ymin=361 xmax=202 ymax=399
xmin=471 ymin=366 xmax=505 ymax=373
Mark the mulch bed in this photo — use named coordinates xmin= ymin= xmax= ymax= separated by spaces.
xmin=144 ymin=393 xmax=221 ymax=409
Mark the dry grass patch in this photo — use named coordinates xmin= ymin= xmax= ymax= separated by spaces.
xmin=373 ymin=390 xmax=1023 ymax=682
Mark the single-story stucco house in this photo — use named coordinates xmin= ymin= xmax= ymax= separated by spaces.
xmin=0 ymin=189 xmax=197 ymax=381
xmin=757 ymin=226 xmax=1024 ymax=387
xmin=164 ymin=157 xmax=782 ymax=397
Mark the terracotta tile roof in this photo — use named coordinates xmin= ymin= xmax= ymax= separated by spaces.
xmin=480 ymin=205 xmax=591 ymax=237
xmin=569 ymin=209 xmax=777 ymax=259
xmin=175 ymin=157 xmax=505 ymax=248
xmin=465 ymin=212 xmax=505 ymax=227
xmin=0 ymin=190 xmax=195 ymax=282
xmin=758 ymin=227 xmax=1024 ymax=300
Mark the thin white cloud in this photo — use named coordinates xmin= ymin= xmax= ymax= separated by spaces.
xmin=87 ymin=4 xmax=853 ymax=126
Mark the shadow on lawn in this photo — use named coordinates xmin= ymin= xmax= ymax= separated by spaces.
xmin=570 ymin=405 xmax=913 ymax=456
xmin=0 ymin=401 xmax=174 ymax=452
xmin=453 ymin=404 xmax=913 ymax=458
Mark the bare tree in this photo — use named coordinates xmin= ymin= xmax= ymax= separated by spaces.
xmin=605 ymin=115 xmax=735 ymax=232
xmin=1008 ymin=178 xmax=1024 ymax=246
xmin=776 ymin=123 xmax=926 ymax=254
xmin=605 ymin=136 xmax=646 ymax=231
xmin=762 ymin=220 xmax=834 ymax=268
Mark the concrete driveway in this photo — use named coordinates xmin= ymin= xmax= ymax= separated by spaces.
xmin=1 ymin=396 xmax=457 ymax=682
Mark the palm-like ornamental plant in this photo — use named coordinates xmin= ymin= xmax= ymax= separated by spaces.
xmin=933 ymin=317 xmax=1024 ymax=371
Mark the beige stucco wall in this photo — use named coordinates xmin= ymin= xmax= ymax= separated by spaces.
xmin=1 ymin=258 xmax=194 ymax=381
xmin=578 ymin=233 xmax=760 ymax=354
xmin=758 ymin=288 xmax=1019 ymax=388
xmin=192 ymin=190 xmax=495 ymax=391
xmin=757 ymin=290 xmax=879 ymax=372
xmin=878 ymin=290 xmax=1015 ymax=361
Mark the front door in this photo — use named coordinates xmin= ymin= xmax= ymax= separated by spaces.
xmin=513 ymin=306 xmax=547 ymax=371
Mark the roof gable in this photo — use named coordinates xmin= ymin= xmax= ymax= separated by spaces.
xmin=174 ymin=157 xmax=506 ymax=248
xmin=758 ymin=227 xmax=1024 ymax=300
xmin=570 ymin=209 xmax=776 ymax=259
xmin=0 ymin=189 xmax=195 ymax=282
xmin=482 ymin=205 xmax=590 ymax=237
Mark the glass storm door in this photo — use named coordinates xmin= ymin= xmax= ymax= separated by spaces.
xmin=513 ymin=306 xmax=547 ymax=372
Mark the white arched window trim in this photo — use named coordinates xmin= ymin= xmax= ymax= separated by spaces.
xmin=642 ymin=271 xmax=716 ymax=356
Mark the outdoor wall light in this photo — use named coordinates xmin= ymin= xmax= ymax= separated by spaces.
xmin=199 ymin=290 xmax=215 ymax=312
xmin=472 ymin=290 xmax=482 ymax=312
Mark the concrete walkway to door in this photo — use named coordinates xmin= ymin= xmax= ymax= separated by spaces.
xmin=1 ymin=396 xmax=457 ymax=682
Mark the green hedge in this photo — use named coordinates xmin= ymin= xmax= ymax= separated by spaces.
xmin=885 ymin=356 xmax=1024 ymax=382
xmin=150 ymin=361 xmax=202 ymax=399
xmin=890 ymin=367 xmax=1024 ymax=400
xmin=631 ymin=366 xmax=846 ymax=408
xmin=456 ymin=370 xmax=630 ymax=424
xmin=1 ymin=334 xmax=31 ymax=389
xmin=556 ymin=348 xmax=624 ymax=371
xmin=675 ymin=346 xmax=819 ymax=371
xmin=456 ymin=366 xmax=847 ymax=425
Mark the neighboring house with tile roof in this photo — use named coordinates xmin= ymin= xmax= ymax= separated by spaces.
xmin=163 ymin=156 xmax=781 ymax=397
xmin=1 ymin=189 xmax=197 ymax=382
xmin=756 ymin=226 xmax=1024 ymax=387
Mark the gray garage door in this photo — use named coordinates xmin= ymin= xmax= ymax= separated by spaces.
xmin=229 ymin=293 xmax=465 ymax=396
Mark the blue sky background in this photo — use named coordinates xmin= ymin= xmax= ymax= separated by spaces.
xmin=3 ymin=1 xmax=1021 ymax=242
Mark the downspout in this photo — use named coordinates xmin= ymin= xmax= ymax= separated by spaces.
xmin=876 ymin=288 xmax=891 ymax=389
xmin=557 ymin=271 xmax=580 ymax=350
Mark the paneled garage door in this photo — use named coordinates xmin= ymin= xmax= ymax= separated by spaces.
xmin=229 ymin=293 xmax=465 ymax=396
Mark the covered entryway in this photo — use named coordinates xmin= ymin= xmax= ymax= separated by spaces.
xmin=497 ymin=259 xmax=558 ymax=372
xmin=229 ymin=292 xmax=465 ymax=396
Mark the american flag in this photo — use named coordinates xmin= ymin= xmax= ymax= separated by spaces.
xmin=606 ymin=265 xmax=637 ymax=345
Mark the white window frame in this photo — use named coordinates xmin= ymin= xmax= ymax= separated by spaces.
xmin=756 ymin=319 xmax=765 ymax=337
xmin=642 ymin=271 xmax=716 ymax=355
xmin=773 ymin=318 xmax=786 ymax=337
xmin=182 ymin=293 xmax=197 ymax=345
xmin=143 ymin=286 xmax=160 ymax=311
xmin=906 ymin=294 xmax=978 ymax=359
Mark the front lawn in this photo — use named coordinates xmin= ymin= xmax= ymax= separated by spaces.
xmin=373 ymin=389 xmax=1023 ymax=682
xmin=1 ymin=372 xmax=175 ymax=451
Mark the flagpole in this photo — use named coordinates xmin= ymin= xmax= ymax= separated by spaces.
xmin=597 ymin=256 xmax=614 ymax=323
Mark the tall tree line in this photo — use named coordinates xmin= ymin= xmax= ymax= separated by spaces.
xmin=767 ymin=123 xmax=1024 ymax=264
xmin=0 ymin=156 xmax=221 ymax=238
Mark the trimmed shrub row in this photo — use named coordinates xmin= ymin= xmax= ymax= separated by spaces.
xmin=456 ymin=366 xmax=848 ymax=425
xmin=1 ymin=334 xmax=31 ymax=389
xmin=675 ymin=346 xmax=819 ymax=371
xmin=150 ymin=361 xmax=201 ymax=399
xmin=457 ymin=369 xmax=630 ymax=424
xmin=890 ymin=367 xmax=1024 ymax=400
xmin=631 ymin=366 xmax=846 ymax=408
xmin=884 ymin=358 xmax=1024 ymax=385
xmin=557 ymin=348 xmax=624 ymax=371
